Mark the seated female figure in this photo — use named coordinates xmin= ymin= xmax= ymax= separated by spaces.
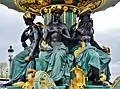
xmin=36 ymin=8 xmax=74 ymax=86
xmin=4 ymin=12 xmax=43 ymax=86
xmin=70 ymin=10 xmax=111 ymax=85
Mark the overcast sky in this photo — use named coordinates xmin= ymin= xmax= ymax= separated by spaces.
xmin=0 ymin=2 xmax=120 ymax=81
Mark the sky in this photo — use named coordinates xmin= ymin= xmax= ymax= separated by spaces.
xmin=0 ymin=2 xmax=120 ymax=81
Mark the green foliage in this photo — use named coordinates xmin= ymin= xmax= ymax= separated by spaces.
xmin=0 ymin=62 xmax=8 ymax=78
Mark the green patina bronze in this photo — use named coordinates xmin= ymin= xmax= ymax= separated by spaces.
xmin=44 ymin=11 xmax=76 ymax=29
xmin=0 ymin=0 xmax=120 ymax=89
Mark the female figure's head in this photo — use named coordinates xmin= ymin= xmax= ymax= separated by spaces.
xmin=78 ymin=10 xmax=91 ymax=22
xmin=51 ymin=8 xmax=63 ymax=22
xmin=23 ymin=12 xmax=36 ymax=26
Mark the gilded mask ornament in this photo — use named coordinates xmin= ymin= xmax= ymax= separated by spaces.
xmin=63 ymin=6 xmax=68 ymax=12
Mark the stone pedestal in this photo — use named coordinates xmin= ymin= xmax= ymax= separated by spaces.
xmin=6 ymin=86 xmax=21 ymax=89
xmin=5 ymin=86 xmax=66 ymax=89
xmin=4 ymin=85 xmax=110 ymax=89
xmin=85 ymin=85 xmax=110 ymax=89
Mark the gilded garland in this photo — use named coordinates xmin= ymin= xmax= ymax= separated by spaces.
xmin=14 ymin=0 xmax=51 ymax=14
xmin=14 ymin=0 xmax=106 ymax=15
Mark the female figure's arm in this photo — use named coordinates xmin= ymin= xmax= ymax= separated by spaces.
xmin=90 ymin=36 xmax=104 ymax=51
xmin=29 ymin=26 xmax=39 ymax=59
xmin=43 ymin=26 xmax=49 ymax=42
xmin=21 ymin=27 xmax=30 ymax=48
xmin=63 ymin=25 xmax=70 ymax=37
xmin=61 ymin=25 xmax=81 ymax=42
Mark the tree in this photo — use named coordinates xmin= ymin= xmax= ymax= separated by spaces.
xmin=0 ymin=62 xmax=8 ymax=78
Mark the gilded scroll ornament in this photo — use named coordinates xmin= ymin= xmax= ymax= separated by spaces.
xmin=64 ymin=0 xmax=73 ymax=4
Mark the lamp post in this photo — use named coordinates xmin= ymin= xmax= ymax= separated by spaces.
xmin=8 ymin=45 xmax=14 ymax=75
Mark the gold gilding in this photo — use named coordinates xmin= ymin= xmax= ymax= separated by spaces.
xmin=63 ymin=6 xmax=68 ymax=12
xmin=22 ymin=68 xmax=36 ymax=89
xmin=102 ymin=46 xmax=110 ymax=55
xmin=23 ymin=11 xmax=33 ymax=19
xmin=70 ymin=65 xmax=86 ymax=89
xmin=14 ymin=0 xmax=105 ymax=15
xmin=74 ymin=41 xmax=85 ymax=58
xmin=64 ymin=0 xmax=73 ymax=4
xmin=44 ymin=8 xmax=48 ymax=13
xmin=73 ymin=7 xmax=77 ymax=13
xmin=57 ymin=5 xmax=62 ymax=9
xmin=111 ymin=76 xmax=120 ymax=89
